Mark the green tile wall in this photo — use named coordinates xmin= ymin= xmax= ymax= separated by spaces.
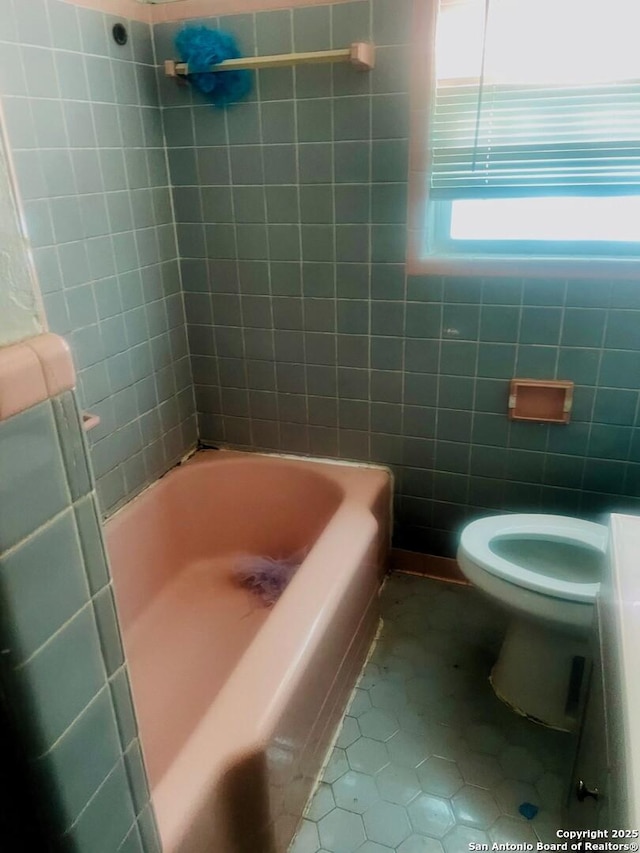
xmin=0 ymin=0 xmax=197 ymax=517
xmin=0 ymin=393 xmax=159 ymax=852
xmin=155 ymin=0 xmax=640 ymax=557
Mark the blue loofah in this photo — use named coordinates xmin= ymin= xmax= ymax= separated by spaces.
xmin=175 ymin=26 xmax=252 ymax=106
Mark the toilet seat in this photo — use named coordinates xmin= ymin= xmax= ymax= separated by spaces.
xmin=459 ymin=514 xmax=607 ymax=604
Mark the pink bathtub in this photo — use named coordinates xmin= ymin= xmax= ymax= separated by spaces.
xmin=105 ymin=449 xmax=391 ymax=853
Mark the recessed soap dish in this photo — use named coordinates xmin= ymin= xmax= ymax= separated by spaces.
xmin=508 ymin=379 xmax=574 ymax=424
xmin=82 ymin=411 xmax=101 ymax=432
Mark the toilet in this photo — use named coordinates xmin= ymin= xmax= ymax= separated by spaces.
xmin=457 ymin=514 xmax=607 ymax=732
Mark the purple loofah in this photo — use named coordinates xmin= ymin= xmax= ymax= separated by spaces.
xmin=233 ymin=554 xmax=302 ymax=606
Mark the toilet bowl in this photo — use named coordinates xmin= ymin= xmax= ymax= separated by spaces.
xmin=457 ymin=514 xmax=607 ymax=731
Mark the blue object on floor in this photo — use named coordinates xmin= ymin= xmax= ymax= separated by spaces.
xmin=175 ymin=26 xmax=252 ymax=106
xmin=519 ymin=802 xmax=539 ymax=819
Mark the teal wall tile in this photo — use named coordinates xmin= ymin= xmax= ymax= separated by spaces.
xmin=293 ymin=5 xmax=330 ymax=52
xmin=110 ymin=667 xmax=139 ymax=750
xmin=520 ymin=307 xmax=562 ymax=346
xmin=480 ymin=306 xmax=521 ymax=343
xmin=332 ymin=1 xmax=371 ymax=44
xmin=258 ymin=66 xmax=294 ymax=100
xmin=516 ymin=345 xmax=557 ymax=378
xmin=137 ymin=804 xmax=162 ymax=853
xmin=17 ymin=606 xmax=105 ymax=751
xmin=562 ymin=308 xmax=606 ymax=348
xmin=66 ymin=760 xmax=136 ymax=853
xmin=93 ymin=587 xmax=125 ymax=675
xmin=0 ymin=402 xmax=68 ymax=552
xmin=124 ymin=740 xmax=151 ymax=815
xmin=256 ymin=9 xmax=292 ymax=55
xmin=45 ymin=687 xmax=121 ymax=828
xmin=0 ymin=510 xmax=89 ymax=665
xmin=52 ymin=392 xmax=93 ymax=501
xmin=119 ymin=825 xmax=144 ymax=853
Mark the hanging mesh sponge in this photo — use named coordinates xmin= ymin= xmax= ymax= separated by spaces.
xmin=175 ymin=26 xmax=252 ymax=106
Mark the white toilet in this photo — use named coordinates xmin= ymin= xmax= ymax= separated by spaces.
xmin=457 ymin=514 xmax=607 ymax=732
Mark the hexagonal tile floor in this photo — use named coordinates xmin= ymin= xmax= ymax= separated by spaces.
xmin=289 ymin=574 xmax=576 ymax=853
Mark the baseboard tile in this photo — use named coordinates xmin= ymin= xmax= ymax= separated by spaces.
xmin=390 ymin=549 xmax=469 ymax=585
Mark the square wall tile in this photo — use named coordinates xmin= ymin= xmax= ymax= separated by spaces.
xmin=0 ymin=510 xmax=89 ymax=665
xmin=0 ymin=403 xmax=69 ymax=554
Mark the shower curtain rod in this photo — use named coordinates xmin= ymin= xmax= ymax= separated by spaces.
xmin=164 ymin=41 xmax=375 ymax=78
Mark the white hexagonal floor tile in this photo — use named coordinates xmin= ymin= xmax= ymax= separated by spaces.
xmin=383 ymin=636 xmax=425 ymax=666
xmin=451 ymin=785 xmax=500 ymax=829
xmin=333 ymin=771 xmax=380 ymax=815
xmin=336 ymin=716 xmax=362 ymax=749
xmin=535 ymin=771 xmax=566 ymax=811
xmin=442 ymin=824 xmax=490 ymax=853
xmin=396 ymin=706 xmax=432 ymax=737
xmin=346 ymin=737 xmax=390 ymax=775
xmin=422 ymin=695 xmax=467 ymax=728
xmin=318 ymin=808 xmax=366 ymax=853
xmin=358 ymin=708 xmax=399 ymax=742
xmin=290 ymin=819 xmax=321 ymax=853
xmin=531 ymin=809 xmax=565 ymax=845
xmin=355 ymin=842 xmax=393 ymax=853
xmin=378 ymin=655 xmax=417 ymax=682
xmin=405 ymin=673 xmax=447 ymax=706
xmin=465 ymin=722 xmax=507 ymax=756
xmin=323 ymin=748 xmax=350 ymax=784
xmin=499 ymin=745 xmax=545 ymax=784
xmin=386 ymin=731 xmax=432 ymax=768
xmin=489 ymin=814 xmax=539 ymax=846
xmin=359 ymin=663 xmax=382 ymax=691
xmin=407 ymin=793 xmax=455 ymax=838
xmin=376 ymin=763 xmax=422 ymax=805
xmin=393 ymin=611 xmax=429 ymax=639
xmin=307 ymin=782 xmax=336 ymax=821
xmin=348 ymin=688 xmax=373 ymax=719
xmin=457 ymin=753 xmax=505 ymax=790
xmin=493 ymin=778 xmax=540 ymax=817
xmin=417 ymin=756 xmax=464 ymax=798
xmin=370 ymin=682 xmax=409 ymax=714
xmin=397 ymin=835 xmax=445 ymax=853
xmin=428 ymin=724 xmax=467 ymax=762
xmin=363 ymin=800 xmax=412 ymax=848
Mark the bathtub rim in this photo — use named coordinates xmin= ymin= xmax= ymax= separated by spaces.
xmin=105 ymin=446 xmax=394 ymax=529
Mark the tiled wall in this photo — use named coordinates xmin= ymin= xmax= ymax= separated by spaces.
xmin=0 ymin=391 xmax=159 ymax=852
xmin=0 ymin=115 xmax=43 ymax=345
xmin=0 ymin=0 xmax=197 ymax=515
xmin=156 ymin=0 xmax=640 ymax=556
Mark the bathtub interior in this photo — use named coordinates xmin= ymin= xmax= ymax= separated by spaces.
xmin=109 ymin=454 xmax=345 ymax=632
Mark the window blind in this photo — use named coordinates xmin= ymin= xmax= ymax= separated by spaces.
xmin=430 ymin=0 xmax=640 ymax=199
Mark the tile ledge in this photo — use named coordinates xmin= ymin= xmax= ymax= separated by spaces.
xmin=0 ymin=334 xmax=75 ymax=422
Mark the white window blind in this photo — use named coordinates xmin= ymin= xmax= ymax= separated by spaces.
xmin=430 ymin=0 xmax=640 ymax=198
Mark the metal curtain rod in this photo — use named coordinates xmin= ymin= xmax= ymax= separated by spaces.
xmin=164 ymin=41 xmax=375 ymax=78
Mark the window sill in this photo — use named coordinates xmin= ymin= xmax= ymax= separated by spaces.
xmin=407 ymin=251 xmax=640 ymax=280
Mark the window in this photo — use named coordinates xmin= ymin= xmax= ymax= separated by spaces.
xmin=420 ymin=0 xmax=640 ymax=267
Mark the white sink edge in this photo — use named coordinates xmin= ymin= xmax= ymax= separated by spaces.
xmin=600 ymin=513 xmax=640 ymax=827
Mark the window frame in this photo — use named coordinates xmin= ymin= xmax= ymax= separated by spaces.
xmin=406 ymin=0 xmax=640 ymax=280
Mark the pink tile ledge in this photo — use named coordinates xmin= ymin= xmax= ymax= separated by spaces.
xmin=0 ymin=333 xmax=76 ymax=422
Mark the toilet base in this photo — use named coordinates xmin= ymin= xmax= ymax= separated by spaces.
xmin=490 ymin=616 xmax=590 ymax=732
